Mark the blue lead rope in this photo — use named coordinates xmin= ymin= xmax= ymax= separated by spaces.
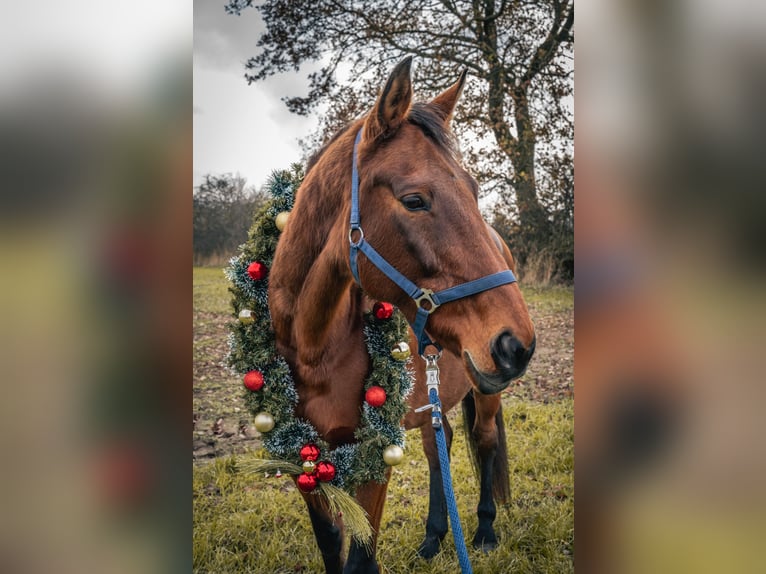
xmin=429 ymin=386 xmax=473 ymax=574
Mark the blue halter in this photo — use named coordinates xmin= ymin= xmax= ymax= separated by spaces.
xmin=348 ymin=129 xmax=517 ymax=356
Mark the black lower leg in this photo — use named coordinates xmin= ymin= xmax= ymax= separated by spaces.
xmin=473 ymin=448 xmax=499 ymax=551
xmin=344 ymin=539 xmax=379 ymax=574
xmin=417 ymin=464 xmax=448 ymax=559
xmin=308 ymin=504 xmax=344 ymax=574
xmin=417 ymin=420 xmax=452 ymax=559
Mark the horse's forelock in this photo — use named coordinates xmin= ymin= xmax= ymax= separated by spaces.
xmin=406 ymin=102 xmax=460 ymax=159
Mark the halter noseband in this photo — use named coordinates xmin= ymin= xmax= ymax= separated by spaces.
xmin=348 ymin=129 xmax=517 ymax=356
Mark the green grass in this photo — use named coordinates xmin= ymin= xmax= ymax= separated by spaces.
xmin=193 ymin=265 xmax=247 ymax=446
xmin=193 ymin=400 xmax=573 ymax=574
xmin=193 ymin=266 xmax=573 ymax=573
xmin=194 ymin=266 xmax=232 ymax=316
xmin=520 ymin=285 xmax=573 ymax=313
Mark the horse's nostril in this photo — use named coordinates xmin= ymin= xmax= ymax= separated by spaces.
xmin=501 ymin=333 xmax=519 ymax=362
xmin=491 ymin=331 xmax=534 ymax=374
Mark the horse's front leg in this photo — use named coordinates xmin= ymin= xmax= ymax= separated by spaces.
xmin=469 ymin=391 xmax=506 ymax=551
xmin=343 ymin=469 xmax=391 ymax=574
xmin=416 ymin=416 xmax=453 ymax=559
xmin=305 ymin=495 xmax=345 ymax=574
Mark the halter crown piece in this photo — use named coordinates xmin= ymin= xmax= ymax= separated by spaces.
xmin=348 ymin=129 xmax=517 ymax=356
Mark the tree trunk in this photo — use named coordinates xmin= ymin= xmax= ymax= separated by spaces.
xmin=510 ymin=86 xmax=550 ymax=238
xmin=478 ymin=0 xmax=549 ymax=246
xmin=486 ymin=76 xmax=549 ymax=245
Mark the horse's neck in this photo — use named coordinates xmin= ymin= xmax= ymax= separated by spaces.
xmin=269 ymin=156 xmax=369 ymax=389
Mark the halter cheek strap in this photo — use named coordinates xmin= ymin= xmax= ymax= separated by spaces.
xmin=348 ymin=129 xmax=517 ymax=356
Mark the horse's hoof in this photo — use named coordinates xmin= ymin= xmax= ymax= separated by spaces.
xmin=342 ymin=561 xmax=379 ymax=574
xmin=416 ymin=536 xmax=441 ymax=560
xmin=472 ymin=534 xmax=499 ymax=553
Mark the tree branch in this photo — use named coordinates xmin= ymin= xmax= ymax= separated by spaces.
xmin=438 ymin=0 xmax=478 ymax=34
xmin=473 ymin=0 xmax=508 ymax=23
xmin=520 ymin=0 xmax=574 ymax=86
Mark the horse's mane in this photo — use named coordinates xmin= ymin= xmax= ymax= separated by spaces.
xmin=304 ymin=102 xmax=459 ymax=175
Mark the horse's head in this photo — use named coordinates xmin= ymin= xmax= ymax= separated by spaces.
xmin=351 ymin=57 xmax=536 ymax=394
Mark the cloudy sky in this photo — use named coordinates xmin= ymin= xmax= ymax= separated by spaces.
xmin=193 ymin=1 xmax=319 ymax=190
xmin=0 ymin=1 xmax=188 ymax=101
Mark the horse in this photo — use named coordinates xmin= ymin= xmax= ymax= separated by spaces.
xmin=268 ymin=57 xmax=536 ymax=574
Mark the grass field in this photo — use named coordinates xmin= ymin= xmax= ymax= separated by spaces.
xmin=193 ymin=266 xmax=573 ymax=573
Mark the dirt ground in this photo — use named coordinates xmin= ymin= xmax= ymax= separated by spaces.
xmin=193 ymin=277 xmax=573 ymax=463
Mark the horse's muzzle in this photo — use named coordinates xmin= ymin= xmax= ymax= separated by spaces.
xmin=464 ymin=332 xmax=536 ymax=394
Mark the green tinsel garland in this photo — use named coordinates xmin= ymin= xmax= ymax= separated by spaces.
xmin=225 ymin=166 xmax=414 ymax=519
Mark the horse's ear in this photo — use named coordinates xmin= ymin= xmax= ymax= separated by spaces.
xmin=429 ymin=68 xmax=467 ymax=123
xmin=364 ymin=56 xmax=413 ymax=141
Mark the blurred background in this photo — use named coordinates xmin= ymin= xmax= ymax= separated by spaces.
xmin=0 ymin=0 xmax=764 ymax=572
xmin=0 ymin=1 xmax=190 ymax=573
xmin=576 ymin=0 xmax=766 ymax=572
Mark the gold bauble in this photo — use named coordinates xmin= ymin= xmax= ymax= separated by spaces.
xmin=275 ymin=211 xmax=290 ymax=231
xmin=390 ymin=342 xmax=411 ymax=361
xmin=238 ymin=309 xmax=256 ymax=324
xmin=302 ymin=460 xmax=316 ymax=474
xmin=383 ymin=445 xmax=404 ymax=466
xmin=253 ymin=412 xmax=275 ymax=433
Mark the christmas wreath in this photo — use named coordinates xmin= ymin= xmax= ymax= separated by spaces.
xmin=225 ymin=166 xmax=415 ymax=543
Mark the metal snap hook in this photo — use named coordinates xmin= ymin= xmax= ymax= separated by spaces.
xmin=414 ymin=351 xmax=443 ymax=428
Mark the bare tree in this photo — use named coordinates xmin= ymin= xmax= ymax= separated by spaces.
xmin=193 ymin=173 xmax=266 ymax=264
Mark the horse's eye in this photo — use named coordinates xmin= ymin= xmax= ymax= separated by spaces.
xmin=401 ymin=194 xmax=428 ymax=211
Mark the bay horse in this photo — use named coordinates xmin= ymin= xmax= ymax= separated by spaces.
xmin=268 ymin=57 xmax=536 ymax=574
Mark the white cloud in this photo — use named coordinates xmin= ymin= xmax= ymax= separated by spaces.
xmin=194 ymin=0 xmax=320 ymax=188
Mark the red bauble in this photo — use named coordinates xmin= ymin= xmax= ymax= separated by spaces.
xmin=365 ymin=386 xmax=387 ymax=407
xmin=372 ymin=301 xmax=394 ymax=320
xmin=299 ymin=444 xmax=320 ymax=462
xmin=315 ymin=461 xmax=336 ymax=482
xmin=296 ymin=473 xmax=318 ymax=493
xmin=243 ymin=370 xmax=264 ymax=391
xmin=247 ymin=261 xmax=268 ymax=281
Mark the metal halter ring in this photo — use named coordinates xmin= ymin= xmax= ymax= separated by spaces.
xmin=348 ymin=226 xmax=365 ymax=247
xmin=414 ymin=288 xmax=440 ymax=314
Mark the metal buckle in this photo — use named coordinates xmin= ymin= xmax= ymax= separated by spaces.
xmin=414 ymin=288 xmax=440 ymax=314
xmin=348 ymin=226 xmax=365 ymax=247
xmin=414 ymin=352 xmax=443 ymax=428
